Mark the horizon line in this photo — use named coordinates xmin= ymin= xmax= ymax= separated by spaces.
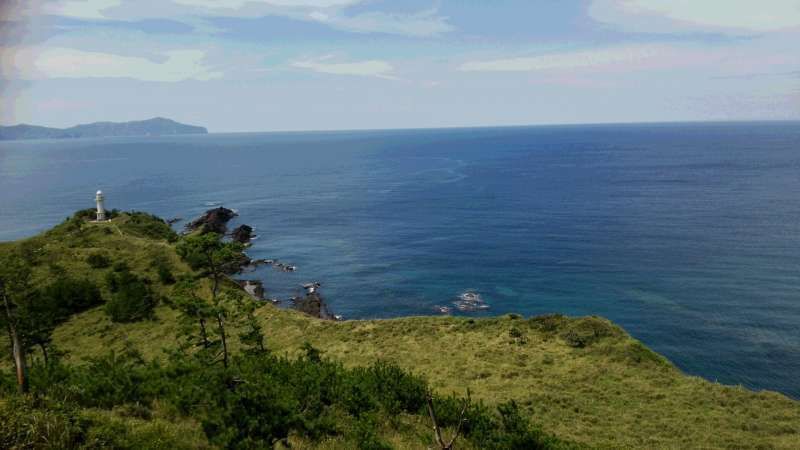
xmin=206 ymin=118 xmax=800 ymax=135
xmin=2 ymin=118 xmax=798 ymax=137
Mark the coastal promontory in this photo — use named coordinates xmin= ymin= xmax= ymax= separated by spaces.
xmin=1 ymin=209 xmax=799 ymax=449
xmin=0 ymin=117 xmax=207 ymax=140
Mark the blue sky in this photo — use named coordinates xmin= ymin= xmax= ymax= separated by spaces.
xmin=1 ymin=0 xmax=799 ymax=131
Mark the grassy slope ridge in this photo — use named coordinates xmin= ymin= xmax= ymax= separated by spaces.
xmin=2 ymin=214 xmax=799 ymax=449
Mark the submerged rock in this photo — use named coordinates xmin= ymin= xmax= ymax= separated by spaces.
xmin=186 ymin=207 xmax=237 ymax=234
xmin=453 ymin=291 xmax=490 ymax=312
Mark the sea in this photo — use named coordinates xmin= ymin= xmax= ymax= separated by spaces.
xmin=1 ymin=122 xmax=799 ymax=399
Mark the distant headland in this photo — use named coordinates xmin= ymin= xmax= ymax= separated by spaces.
xmin=0 ymin=117 xmax=207 ymax=140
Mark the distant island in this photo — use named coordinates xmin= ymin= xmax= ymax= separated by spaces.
xmin=0 ymin=117 xmax=207 ymax=140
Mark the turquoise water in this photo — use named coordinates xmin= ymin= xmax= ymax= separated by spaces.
xmin=1 ymin=122 xmax=799 ymax=398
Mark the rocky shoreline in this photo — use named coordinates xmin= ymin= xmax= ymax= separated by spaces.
xmin=187 ymin=207 xmax=337 ymax=320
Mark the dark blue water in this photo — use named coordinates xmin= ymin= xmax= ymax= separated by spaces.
xmin=1 ymin=122 xmax=799 ymax=398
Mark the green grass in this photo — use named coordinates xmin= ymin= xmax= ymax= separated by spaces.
xmin=3 ymin=213 xmax=800 ymax=449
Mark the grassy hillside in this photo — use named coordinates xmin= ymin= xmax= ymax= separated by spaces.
xmin=2 ymin=213 xmax=800 ymax=449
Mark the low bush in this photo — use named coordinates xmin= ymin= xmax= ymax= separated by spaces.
xmin=39 ymin=276 xmax=104 ymax=320
xmin=529 ymin=314 xmax=568 ymax=334
xmin=153 ymin=256 xmax=176 ymax=285
xmin=559 ymin=317 xmax=619 ymax=348
xmin=120 ymin=212 xmax=177 ymax=242
xmin=86 ymin=252 xmax=111 ymax=269
xmin=0 ymin=396 xmax=86 ymax=450
xmin=1 ymin=345 xmax=571 ymax=450
xmin=104 ymin=268 xmax=157 ymax=323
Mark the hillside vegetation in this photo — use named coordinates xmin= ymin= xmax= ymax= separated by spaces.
xmin=1 ymin=211 xmax=799 ymax=449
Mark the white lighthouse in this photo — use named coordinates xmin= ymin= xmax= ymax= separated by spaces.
xmin=95 ymin=190 xmax=106 ymax=221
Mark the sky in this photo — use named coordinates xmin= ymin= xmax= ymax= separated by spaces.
xmin=1 ymin=0 xmax=799 ymax=132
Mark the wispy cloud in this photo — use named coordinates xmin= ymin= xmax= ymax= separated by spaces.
xmin=589 ymin=0 xmax=800 ymax=33
xmin=291 ymin=57 xmax=396 ymax=79
xmin=314 ymin=8 xmax=454 ymax=37
xmin=458 ymin=38 xmax=800 ymax=92
xmin=21 ymin=0 xmax=453 ymax=37
xmin=40 ymin=0 xmax=122 ymax=20
xmin=2 ymin=46 xmax=221 ymax=82
xmin=172 ymin=0 xmax=359 ymax=9
xmin=459 ymin=44 xmax=669 ymax=72
xmin=711 ymin=70 xmax=800 ymax=80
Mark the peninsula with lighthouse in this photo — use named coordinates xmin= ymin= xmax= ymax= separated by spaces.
xmin=1 ymin=188 xmax=798 ymax=449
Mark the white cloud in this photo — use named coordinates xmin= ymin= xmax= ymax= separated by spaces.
xmin=459 ymin=44 xmax=670 ymax=72
xmin=322 ymin=9 xmax=454 ymax=37
xmin=172 ymin=0 xmax=359 ymax=9
xmin=41 ymin=0 xmax=122 ymax=19
xmin=291 ymin=57 xmax=396 ymax=79
xmin=23 ymin=0 xmax=453 ymax=37
xmin=2 ymin=47 xmax=221 ymax=82
xmin=458 ymin=38 xmax=800 ymax=87
xmin=589 ymin=0 xmax=800 ymax=33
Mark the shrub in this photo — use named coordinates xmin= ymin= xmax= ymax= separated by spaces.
xmin=40 ymin=276 xmax=104 ymax=319
xmin=351 ymin=415 xmax=392 ymax=450
xmin=529 ymin=314 xmax=568 ymax=335
xmin=105 ymin=269 xmax=157 ymax=323
xmin=48 ymin=262 xmax=68 ymax=276
xmin=5 ymin=347 xmax=568 ymax=450
xmin=72 ymin=208 xmax=98 ymax=221
xmin=87 ymin=252 xmax=111 ymax=269
xmin=0 ymin=396 xmax=87 ymax=450
xmin=82 ymin=413 xmax=201 ymax=450
xmin=64 ymin=348 xmax=150 ymax=408
xmin=120 ymin=212 xmax=178 ymax=242
xmin=106 ymin=262 xmax=131 ymax=293
xmin=476 ymin=400 xmax=561 ymax=449
xmin=509 ymin=327 xmax=528 ymax=345
xmin=560 ymin=317 xmax=619 ymax=348
xmin=153 ymin=256 xmax=176 ymax=285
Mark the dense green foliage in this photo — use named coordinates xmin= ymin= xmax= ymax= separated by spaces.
xmin=39 ymin=277 xmax=104 ymax=321
xmin=71 ymin=208 xmax=120 ymax=222
xmin=0 ymin=395 xmax=87 ymax=449
xmin=1 ymin=345 xmax=572 ymax=450
xmin=119 ymin=211 xmax=178 ymax=242
xmin=86 ymin=252 xmax=111 ymax=269
xmin=104 ymin=266 xmax=157 ymax=323
xmin=175 ymin=233 xmax=245 ymax=275
xmin=154 ymin=256 xmax=176 ymax=285
xmin=19 ymin=277 xmax=104 ymax=363
xmin=68 ymin=209 xmax=175 ymax=242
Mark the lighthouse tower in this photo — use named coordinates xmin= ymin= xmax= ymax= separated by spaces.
xmin=95 ymin=190 xmax=106 ymax=221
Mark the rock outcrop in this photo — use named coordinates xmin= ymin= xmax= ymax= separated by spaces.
xmin=186 ymin=207 xmax=237 ymax=234
xmin=231 ymin=224 xmax=254 ymax=244
xmin=293 ymin=292 xmax=334 ymax=320
xmin=237 ymin=280 xmax=265 ymax=300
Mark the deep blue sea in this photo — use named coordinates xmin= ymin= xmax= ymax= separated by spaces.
xmin=1 ymin=122 xmax=799 ymax=398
